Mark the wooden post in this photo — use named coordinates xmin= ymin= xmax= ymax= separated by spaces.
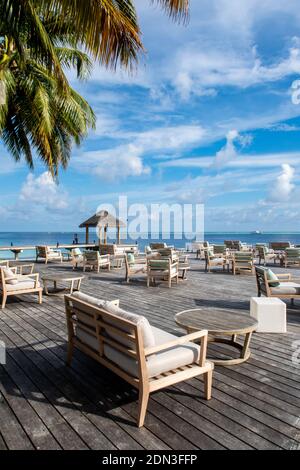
xmin=104 ymin=225 xmax=107 ymax=244
xmin=117 ymin=225 xmax=120 ymax=244
xmin=85 ymin=226 xmax=89 ymax=244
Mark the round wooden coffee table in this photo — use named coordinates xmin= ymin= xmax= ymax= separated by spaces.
xmin=175 ymin=309 xmax=258 ymax=366
xmin=42 ymin=273 xmax=84 ymax=295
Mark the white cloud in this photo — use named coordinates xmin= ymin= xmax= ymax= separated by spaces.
xmin=20 ymin=172 xmax=69 ymax=210
xmin=74 ymin=124 xmax=206 ymax=180
xmin=269 ymin=164 xmax=295 ymax=202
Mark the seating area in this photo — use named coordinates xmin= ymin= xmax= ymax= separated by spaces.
xmin=0 ymin=256 xmax=299 ymax=449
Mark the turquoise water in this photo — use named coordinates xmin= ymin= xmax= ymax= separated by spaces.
xmin=1 ymin=231 xmax=300 ymax=260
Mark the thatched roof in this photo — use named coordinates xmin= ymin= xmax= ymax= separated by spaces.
xmin=79 ymin=210 xmax=125 ymax=228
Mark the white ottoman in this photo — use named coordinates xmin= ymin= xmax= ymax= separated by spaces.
xmin=250 ymin=297 xmax=286 ymax=333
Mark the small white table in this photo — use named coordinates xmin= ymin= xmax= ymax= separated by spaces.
xmin=250 ymin=297 xmax=286 ymax=333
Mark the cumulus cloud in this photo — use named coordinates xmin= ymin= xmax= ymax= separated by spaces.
xmin=211 ymin=130 xmax=252 ymax=169
xmin=269 ymin=164 xmax=295 ymax=202
xmin=20 ymin=172 xmax=68 ymax=210
xmin=74 ymin=124 xmax=206 ymax=181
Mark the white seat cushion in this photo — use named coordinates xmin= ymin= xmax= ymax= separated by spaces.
xmin=6 ymin=279 xmax=40 ymax=291
xmin=103 ymin=326 xmax=200 ymax=378
xmin=76 ymin=325 xmax=200 ymax=378
xmin=271 ymin=282 xmax=300 ymax=295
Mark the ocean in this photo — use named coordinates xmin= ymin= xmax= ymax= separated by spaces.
xmin=1 ymin=231 xmax=300 ymax=260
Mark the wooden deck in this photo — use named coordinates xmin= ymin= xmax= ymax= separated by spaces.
xmin=1 ymin=257 xmax=300 ymax=450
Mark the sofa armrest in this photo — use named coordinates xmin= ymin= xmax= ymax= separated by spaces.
xmin=144 ymin=330 xmax=208 ymax=356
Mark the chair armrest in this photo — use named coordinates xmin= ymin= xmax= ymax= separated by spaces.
xmin=15 ymin=272 xmax=39 ymax=288
xmin=276 ymin=273 xmax=291 ymax=279
xmin=16 ymin=264 xmax=35 ymax=275
xmin=144 ymin=330 xmax=208 ymax=356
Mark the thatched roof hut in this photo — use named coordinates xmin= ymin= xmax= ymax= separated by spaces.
xmin=79 ymin=210 xmax=125 ymax=243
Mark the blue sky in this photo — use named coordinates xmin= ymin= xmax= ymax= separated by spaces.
xmin=1 ymin=0 xmax=300 ymax=233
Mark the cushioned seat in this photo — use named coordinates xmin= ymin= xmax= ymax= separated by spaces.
xmin=211 ymin=257 xmax=225 ymax=263
xmin=271 ymin=282 xmax=300 ymax=295
xmin=5 ymin=279 xmax=41 ymax=291
xmin=77 ymin=325 xmax=200 ymax=378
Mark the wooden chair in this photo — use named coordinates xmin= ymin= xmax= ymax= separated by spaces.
xmin=0 ymin=260 xmax=9 ymax=268
xmin=125 ymin=254 xmax=147 ymax=283
xmin=255 ymin=266 xmax=300 ymax=305
xmin=284 ymin=248 xmax=300 ymax=268
xmin=269 ymin=242 xmax=291 ymax=251
xmin=232 ymin=251 xmax=254 ymax=275
xmin=83 ymin=251 xmax=110 ymax=272
xmin=65 ymin=292 xmax=213 ymax=427
xmin=204 ymin=249 xmax=229 ymax=273
xmin=0 ymin=264 xmax=42 ymax=309
xmin=36 ymin=245 xmax=63 ymax=264
xmin=71 ymin=248 xmax=83 ymax=270
xmin=257 ymin=246 xmax=276 ymax=266
xmin=147 ymin=258 xmax=179 ymax=288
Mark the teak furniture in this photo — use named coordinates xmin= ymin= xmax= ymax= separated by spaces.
xmin=232 ymin=251 xmax=254 ymax=275
xmin=255 ymin=266 xmax=300 ymax=304
xmin=83 ymin=251 xmax=110 ymax=272
xmin=0 ymin=264 xmax=42 ymax=309
xmin=175 ymin=308 xmax=258 ymax=366
xmin=125 ymin=255 xmax=147 ymax=283
xmin=147 ymin=258 xmax=179 ymax=288
xmin=36 ymin=246 xmax=63 ymax=264
xmin=65 ymin=292 xmax=213 ymax=427
xmin=42 ymin=273 xmax=84 ymax=295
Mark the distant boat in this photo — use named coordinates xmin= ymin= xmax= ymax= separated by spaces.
xmin=251 ymin=230 xmax=261 ymax=234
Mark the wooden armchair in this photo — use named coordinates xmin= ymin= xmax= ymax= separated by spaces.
xmin=147 ymin=258 xmax=179 ymax=288
xmin=36 ymin=245 xmax=63 ymax=264
xmin=125 ymin=254 xmax=147 ymax=283
xmin=257 ymin=246 xmax=276 ymax=266
xmin=232 ymin=251 xmax=254 ymax=275
xmin=83 ymin=251 xmax=110 ymax=272
xmin=0 ymin=264 xmax=42 ymax=309
xmin=71 ymin=248 xmax=83 ymax=270
xmin=255 ymin=266 xmax=300 ymax=304
xmin=204 ymin=249 xmax=229 ymax=273
xmin=283 ymin=248 xmax=300 ymax=268
xmin=65 ymin=292 xmax=213 ymax=427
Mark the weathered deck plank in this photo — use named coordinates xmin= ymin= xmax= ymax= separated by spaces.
xmin=0 ymin=257 xmax=300 ymax=450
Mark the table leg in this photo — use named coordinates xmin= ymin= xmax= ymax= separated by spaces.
xmin=44 ymin=281 xmax=49 ymax=295
xmin=241 ymin=332 xmax=252 ymax=360
xmin=54 ymin=280 xmax=57 ymax=291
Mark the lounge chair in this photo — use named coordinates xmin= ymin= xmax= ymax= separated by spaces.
xmin=125 ymin=253 xmax=147 ymax=283
xmin=36 ymin=245 xmax=63 ymax=264
xmin=232 ymin=251 xmax=254 ymax=275
xmin=283 ymin=248 xmax=300 ymax=268
xmin=0 ymin=264 xmax=42 ymax=309
xmin=83 ymin=251 xmax=110 ymax=272
xmin=257 ymin=246 xmax=276 ymax=266
xmin=255 ymin=266 xmax=300 ymax=305
xmin=147 ymin=258 xmax=179 ymax=287
xmin=204 ymin=249 xmax=229 ymax=273
xmin=65 ymin=291 xmax=213 ymax=427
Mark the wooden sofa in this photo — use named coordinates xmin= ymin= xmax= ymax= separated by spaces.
xmin=65 ymin=292 xmax=213 ymax=427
